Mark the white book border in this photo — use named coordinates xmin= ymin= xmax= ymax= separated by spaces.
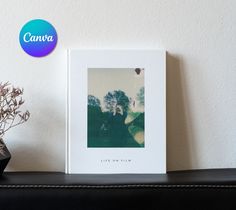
xmin=66 ymin=49 xmax=166 ymax=174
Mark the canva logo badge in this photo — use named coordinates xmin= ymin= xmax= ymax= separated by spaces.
xmin=19 ymin=19 xmax=57 ymax=57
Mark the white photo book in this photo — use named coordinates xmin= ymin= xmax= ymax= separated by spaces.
xmin=66 ymin=49 xmax=166 ymax=174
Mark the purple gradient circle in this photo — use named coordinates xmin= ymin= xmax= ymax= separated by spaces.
xmin=19 ymin=19 xmax=57 ymax=57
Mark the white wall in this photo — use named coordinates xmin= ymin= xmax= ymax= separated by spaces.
xmin=1 ymin=0 xmax=236 ymax=172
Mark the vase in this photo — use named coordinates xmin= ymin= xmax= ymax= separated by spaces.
xmin=0 ymin=139 xmax=11 ymax=176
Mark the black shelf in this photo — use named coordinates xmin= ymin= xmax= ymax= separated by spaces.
xmin=0 ymin=169 xmax=236 ymax=210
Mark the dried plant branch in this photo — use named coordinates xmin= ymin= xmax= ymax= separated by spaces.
xmin=0 ymin=82 xmax=30 ymax=154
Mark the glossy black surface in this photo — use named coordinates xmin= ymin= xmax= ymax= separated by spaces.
xmin=0 ymin=169 xmax=236 ymax=210
xmin=1 ymin=168 xmax=236 ymax=186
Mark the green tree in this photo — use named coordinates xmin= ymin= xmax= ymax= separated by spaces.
xmin=87 ymin=95 xmax=103 ymax=142
xmin=88 ymin=95 xmax=101 ymax=107
xmin=136 ymin=87 xmax=144 ymax=106
xmin=104 ymin=90 xmax=130 ymax=113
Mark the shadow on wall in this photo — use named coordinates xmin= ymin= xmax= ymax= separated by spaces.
xmin=166 ymin=53 xmax=197 ymax=171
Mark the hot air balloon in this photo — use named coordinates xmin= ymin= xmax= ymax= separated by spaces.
xmin=135 ymin=68 xmax=141 ymax=75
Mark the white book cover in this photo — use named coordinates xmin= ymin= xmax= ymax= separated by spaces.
xmin=66 ymin=49 xmax=166 ymax=174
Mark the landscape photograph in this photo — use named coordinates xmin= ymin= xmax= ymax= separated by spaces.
xmin=87 ymin=68 xmax=145 ymax=148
